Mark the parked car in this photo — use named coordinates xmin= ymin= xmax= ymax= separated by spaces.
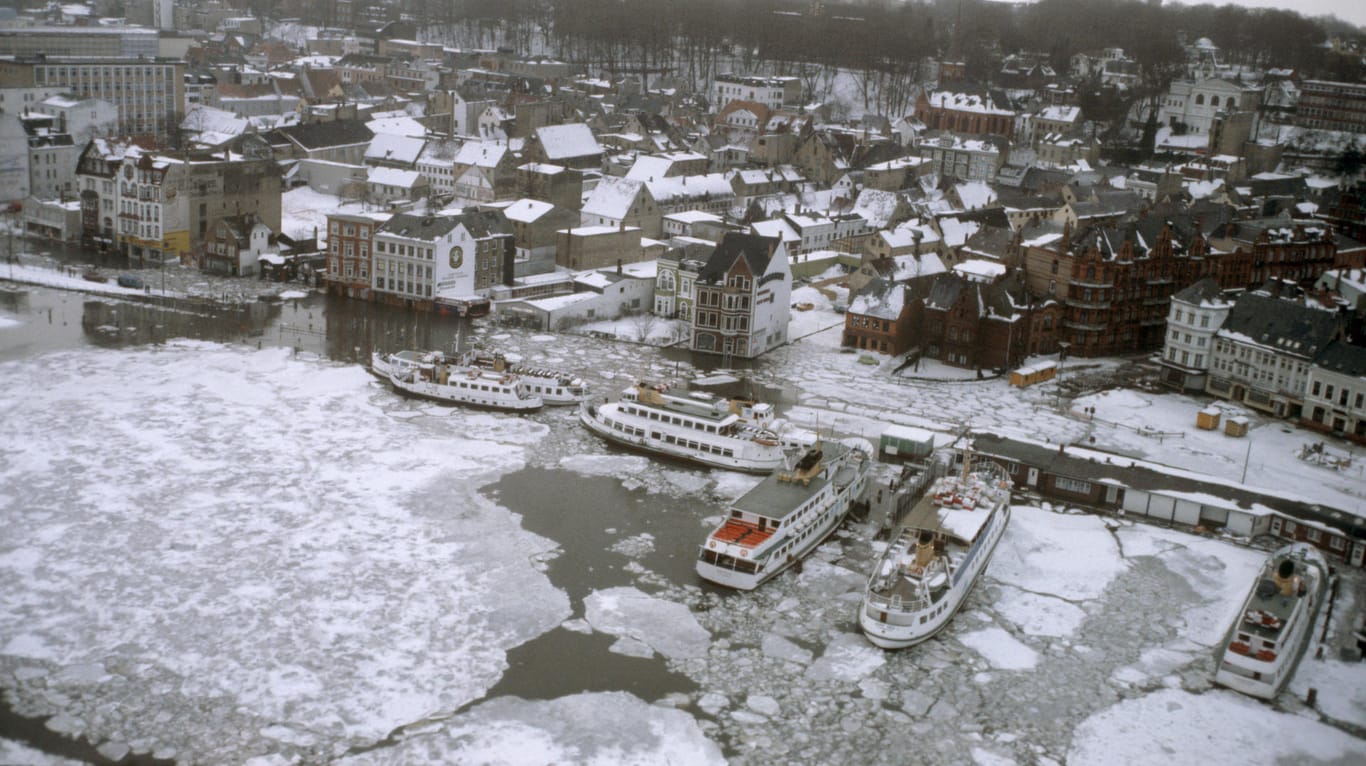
xmin=117 ymin=274 xmax=143 ymax=289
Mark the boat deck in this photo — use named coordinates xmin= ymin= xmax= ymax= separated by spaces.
xmin=1240 ymin=556 xmax=1312 ymax=641
xmin=711 ymin=519 xmax=776 ymax=548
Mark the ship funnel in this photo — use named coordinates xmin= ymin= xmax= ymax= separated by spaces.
xmin=914 ymin=531 xmax=934 ymax=569
xmin=1274 ymin=559 xmax=1297 ymax=597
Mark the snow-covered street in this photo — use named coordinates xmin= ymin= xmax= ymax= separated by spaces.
xmin=1 ymin=291 xmax=1364 ymax=765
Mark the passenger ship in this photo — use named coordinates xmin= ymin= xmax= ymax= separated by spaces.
xmin=697 ymin=441 xmax=871 ymax=590
xmin=578 ymin=381 xmax=814 ymax=473
xmin=1213 ymin=543 xmax=1330 ymax=699
xmin=469 ymin=353 xmax=588 ymax=405
xmin=374 ymin=349 xmax=544 ymax=412
xmin=859 ymin=455 xmax=1012 ymax=649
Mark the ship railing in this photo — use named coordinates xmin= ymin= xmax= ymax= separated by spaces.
xmin=864 ymin=589 xmax=931 ymax=613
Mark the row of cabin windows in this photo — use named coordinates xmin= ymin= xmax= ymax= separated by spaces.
xmin=623 ymin=405 xmax=720 ymax=433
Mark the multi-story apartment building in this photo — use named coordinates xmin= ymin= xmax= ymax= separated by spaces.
xmin=919 ymin=134 xmax=1004 ymax=183
xmin=710 ymin=74 xmax=800 ymax=112
xmin=1022 ymin=218 xmax=1208 ymax=358
xmin=116 ymin=149 xmax=190 ymax=265
xmin=0 ymin=56 xmax=186 ymax=138
xmin=653 ymin=242 xmax=711 ymax=321
xmin=372 ymin=212 xmax=513 ymax=309
xmin=690 ymin=233 xmax=791 ymax=359
xmin=0 ymin=27 xmax=159 ymax=58
xmin=1302 ymin=341 xmax=1366 ymax=442
xmin=1205 ymin=292 xmax=1341 ymax=418
xmin=1158 ymin=278 xmax=1233 ymax=392
xmin=75 ymin=138 xmax=130 ymax=249
xmin=21 ymin=113 xmax=78 ymax=201
xmin=1295 ymin=80 xmax=1366 ymax=134
xmin=1207 ymin=217 xmax=1338 ymax=289
xmin=326 ymin=211 xmax=391 ymax=299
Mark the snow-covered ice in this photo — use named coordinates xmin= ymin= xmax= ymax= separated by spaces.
xmin=583 ymin=587 xmax=711 ymax=660
xmin=337 ymin=692 xmax=725 ymax=766
xmin=958 ymin=627 xmax=1039 ymax=670
xmin=0 ymin=343 xmax=570 ymax=760
xmin=1069 ymin=689 xmax=1366 ymax=766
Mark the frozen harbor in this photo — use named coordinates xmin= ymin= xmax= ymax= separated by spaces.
xmin=0 ymin=282 xmax=1364 ymax=764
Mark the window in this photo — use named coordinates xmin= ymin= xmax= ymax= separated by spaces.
xmin=1054 ymin=476 xmax=1092 ymax=494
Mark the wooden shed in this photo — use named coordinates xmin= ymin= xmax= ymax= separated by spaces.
xmin=1224 ymin=416 xmax=1249 ymax=437
xmin=1196 ymin=407 xmax=1221 ymax=430
xmin=1010 ymin=360 xmax=1058 ymax=388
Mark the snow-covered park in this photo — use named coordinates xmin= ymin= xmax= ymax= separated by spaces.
xmin=0 ymin=288 xmax=1363 ymax=764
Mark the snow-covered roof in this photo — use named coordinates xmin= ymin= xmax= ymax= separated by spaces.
xmin=560 ymin=224 xmax=641 ymax=236
xmin=535 ymin=123 xmax=602 ymax=161
xmin=367 ymin=167 xmax=423 ymax=187
xmin=366 ymin=114 xmax=426 ymax=138
xmin=953 ymin=259 xmax=1007 ymax=282
xmin=581 ymin=178 xmax=644 ymax=220
xmin=926 ymin=91 xmax=1013 ymax=116
xmin=646 ymin=174 xmax=732 ymax=205
xmin=365 ymin=133 xmax=426 ymax=165
xmin=453 ymin=141 xmax=507 ymax=169
xmin=939 ymin=217 xmax=981 ymax=248
xmin=664 ymin=210 xmax=723 ymax=224
xmin=954 ymin=182 xmax=998 ymax=211
xmin=1037 ymin=105 xmax=1081 ymax=123
xmin=893 ymin=252 xmax=947 ymax=282
xmin=501 ymin=198 xmax=554 ymax=223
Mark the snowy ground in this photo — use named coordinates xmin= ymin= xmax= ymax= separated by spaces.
xmin=1 ymin=292 xmax=1364 ymax=764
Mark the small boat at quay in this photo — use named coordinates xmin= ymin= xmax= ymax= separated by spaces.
xmin=696 ymin=440 xmax=871 ymax=590
xmin=579 ymin=381 xmax=815 ymax=473
xmin=1212 ymin=543 xmax=1330 ymax=700
xmin=374 ymin=349 xmax=544 ymax=412
xmin=859 ymin=453 xmax=1012 ymax=649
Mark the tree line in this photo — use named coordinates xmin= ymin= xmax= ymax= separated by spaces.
xmin=285 ymin=0 xmax=1362 ymax=106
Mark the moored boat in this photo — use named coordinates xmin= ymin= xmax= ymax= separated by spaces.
xmin=859 ymin=454 xmax=1012 ymax=649
xmin=578 ymin=381 xmax=815 ymax=473
xmin=697 ymin=440 xmax=871 ymax=590
xmin=470 ymin=352 xmax=588 ymax=405
xmin=1212 ymin=543 xmax=1330 ymax=699
xmin=379 ymin=349 xmax=544 ymax=412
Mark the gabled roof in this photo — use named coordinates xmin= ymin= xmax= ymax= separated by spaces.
xmin=535 ymin=123 xmax=602 ymax=160
xmin=581 ymin=177 xmax=645 ymax=220
xmin=1172 ymin=277 xmax=1229 ymax=308
xmin=925 ymin=273 xmax=971 ymax=311
xmin=849 ymin=278 xmax=905 ymax=320
xmin=365 ymin=133 xmax=426 ymax=165
xmin=1313 ymin=341 xmax=1366 ymax=379
xmin=698 ymin=233 xmax=780 ymax=284
xmin=1218 ymin=293 xmax=1340 ymax=360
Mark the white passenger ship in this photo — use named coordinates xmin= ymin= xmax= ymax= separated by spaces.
xmin=578 ymin=381 xmax=815 ymax=473
xmin=859 ymin=455 xmax=1012 ymax=649
xmin=1213 ymin=542 xmax=1330 ymax=699
xmin=470 ymin=353 xmax=588 ymax=405
xmin=697 ymin=441 xmax=871 ymax=590
xmin=374 ymin=349 xmax=544 ymax=412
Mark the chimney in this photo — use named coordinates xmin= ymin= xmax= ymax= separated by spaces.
xmin=616 ymin=258 xmax=622 ymax=274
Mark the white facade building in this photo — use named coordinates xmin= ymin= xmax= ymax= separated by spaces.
xmin=1159 ymin=278 xmax=1233 ymax=392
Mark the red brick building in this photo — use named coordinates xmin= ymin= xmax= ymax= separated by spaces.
xmin=914 ymin=90 xmax=1015 ymax=139
xmin=325 ymin=211 xmax=389 ymax=299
